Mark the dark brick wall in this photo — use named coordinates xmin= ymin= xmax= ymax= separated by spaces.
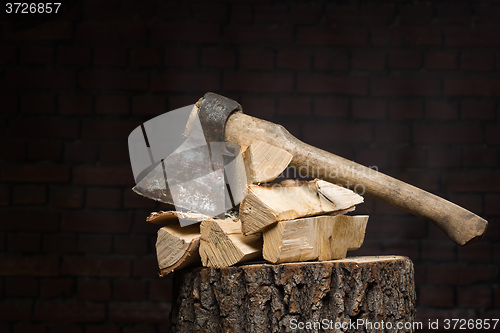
xmin=1 ymin=0 xmax=499 ymax=331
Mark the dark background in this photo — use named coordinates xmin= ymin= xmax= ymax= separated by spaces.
xmin=1 ymin=0 xmax=499 ymax=332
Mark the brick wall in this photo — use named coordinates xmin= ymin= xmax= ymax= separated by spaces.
xmin=1 ymin=0 xmax=499 ymax=331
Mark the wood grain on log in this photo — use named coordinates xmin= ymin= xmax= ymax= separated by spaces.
xmin=170 ymin=256 xmax=415 ymax=333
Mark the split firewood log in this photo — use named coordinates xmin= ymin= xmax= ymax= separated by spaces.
xmin=243 ymin=140 xmax=292 ymax=183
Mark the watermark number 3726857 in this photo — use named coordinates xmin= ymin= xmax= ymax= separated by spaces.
xmin=5 ymin=2 xmax=61 ymax=14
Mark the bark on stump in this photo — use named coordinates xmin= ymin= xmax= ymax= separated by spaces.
xmin=170 ymin=255 xmax=416 ymax=333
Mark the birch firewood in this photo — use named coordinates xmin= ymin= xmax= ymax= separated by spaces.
xmin=243 ymin=140 xmax=292 ymax=183
xmin=199 ymin=219 xmax=262 ymax=269
xmin=156 ymin=224 xmax=201 ymax=276
xmin=239 ymin=179 xmax=364 ymax=235
xmin=263 ymin=215 xmax=369 ymax=264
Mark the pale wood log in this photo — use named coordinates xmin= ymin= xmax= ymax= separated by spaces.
xmin=263 ymin=215 xmax=368 ymax=264
xmin=156 ymin=224 xmax=201 ymax=277
xmin=170 ymin=256 xmax=416 ymax=333
xmin=147 ymin=210 xmax=208 ymax=225
xmin=243 ymin=140 xmax=292 ymax=183
xmin=199 ymin=219 xmax=262 ymax=269
xmin=239 ymin=179 xmax=364 ymax=235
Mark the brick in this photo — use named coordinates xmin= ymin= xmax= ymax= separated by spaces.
xmin=325 ymin=4 xmax=361 ymax=25
xmin=130 ymin=47 xmax=162 ymax=67
xmin=0 ymin=185 xmax=9 ymax=206
xmin=100 ymin=143 xmax=130 ymax=163
xmin=486 ymin=124 xmax=500 ymax=145
xmin=446 ymin=78 xmax=500 ymax=96
xmin=164 ymin=47 xmax=198 ymax=68
xmin=371 ymin=77 xmax=440 ymax=96
xmin=201 ymin=47 xmax=235 ymax=68
xmin=61 ymin=256 xmax=131 ymax=277
xmin=78 ymin=279 xmax=111 ymax=301
xmin=12 ymin=323 xmax=47 ymax=333
xmin=5 ymin=277 xmax=39 ymax=297
xmin=277 ymin=49 xmax=310 ymax=70
xmin=152 ymin=22 xmax=221 ymax=43
xmin=421 ymin=240 xmax=456 ymax=261
xmin=436 ymin=4 xmax=471 ymax=25
xmin=240 ymin=48 xmax=274 ymax=70
xmin=0 ymin=139 xmax=25 ymax=161
xmin=82 ymin=119 xmax=137 ymax=140
xmin=61 ymin=212 xmax=131 ymax=234
xmin=371 ymin=27 xmax=442 ymax=46
xmin=389 ymin=99 xmax=423 ymax=119
xmin=475 ymin=4 xmax=500 ymax=25
xmin=113 ymin=279 xmax=147 ymax=300
xmin=0 ymin=45 xmax=16 ymax=64
xmin=95 ymin=95 xmax=129 ymax=115
xmin=6 ymin=68 xmax=75 ymax=90
xmin=427 ymin=147 xmax=461 ymax=168
xmin=79 ymin=70 xmax=148 ymax=91
xmin=419 ymin=286 xmax=454 ymax=307
xmin=298 ymin=74 xmax=367 ymax=95
xmin=355 ymin=149 xmax=389 ymax=169
xmin=367 ymin=216 xmax=427 ymax=239
xmin=0 ymin=301 xmax=32 ymax=321
xmin=375 ymin=123 xmax=410 ymax=142
xmin=20 ymin=45 xmax=54 ymax=64
xmin=448 ymin=193 xmax=483 ymax=215
xmin=108 ymin=302 xmax=171 ymax=323
xmin=413 ymin=123 xmax=482 ymax=144
xmin=352 ymin=99 xmax=387 ymax=119
xmin=59 ymin=95 xmax=93 ymax=115
xmin=114 ymin=235 xmax=148 ymax=255
xmin=78 ymin=235 xmax=112 ymax=254
xmin=426 ymin=100 xmax=458 ymax=120
xmin=0 ymin=256 xmax=59 ymax=276
xmin=290 ymin=4 xmax=322 ymax=24
xmin=313 ymin=97 xmax=349 ymax=118
xmin=1 ymin=163 xmax=69 ymax=183
xmin=28 ymin=140 xmax=62 ymax=162
xmin=390 ymin=147 xmax=426 ymax=168
xmin=122 ymin=190 xmax=157 ymax=209
xmin=9 ymin=118 xmax=79 ymax=140
xmin=461 ymin=52 xmax=494 ymax=71
xmin=314 ymin=50 xmax=349 ymax=71
xmin=8 ymin=232 xmax=41 ymax=253
xmin=132 ymin=95 xmax=165 ymax=115
xmin=34 ymin=301 xmax=105 ymax=322
xmin=255 ymin=4 xmax=287 ymax=23
xmin=352 ymin=50 xmax=386 ymax=70
xmin=57 ymin=46 xmax=91 ymax=66
xmin=388 ymin=49 xmax=422 ymax=69
xmin=0 ymin=93 xmax=18 ymax=114
xmin=65 ymin=142 xmax=99 ymax=163
xmin=13 ymin=184 xmax=46 ymax=205
xmin=458 ymin=287 xmax=492 ymax=308
xmin=304 ymin=122 xmax=373 ymax=145
xmin=192 ymin=3 xmax=227 ymax=23
xmin=446 ymin=171 xmax=500 ymax=192
xmin=381 ymin=240 xmax=419 ymax=259
xmin=277 ymin=97 xmax=311 ymax=116
xmin=76 ymin=22 xmax=146 ymax=42
xmin=132 ymin=257 xmax=159 ymax=277
xmin=4 ymin=20 xmax=72 ymax=40
xmin=425 ymin=51 xmax=457 ymax=70
xmin=445 ymin=27 xmax=500 ymax=47
xmin=361 ymin=4 xmax=395 ymax=26
xmin=149 ymin=278 xmax=173 ymax=301
xmin=85 ymin=325 xmax=120 ymax=333
xmin=458 ymin=243 xmax=492 ymax=263
xmin=463 ymin=148 xmax=497 ymax=167
xmin=40 ymin=278 xmax=74 ymax=299
xmin=50 ymin=186 xmax=83 ymax=209
xmin=400 ymin=5 xmax=433 ymax=26
xmin=485 ymin=195 xmax=500 ymax=215
xmin=0 ymin=210 xmax=59 ymax=232
xmin=238 ymin=96 xmax=275 ymax=120
xmin=93 ymin=47 xmax=127 ymax=67
xmin=73 ymin=166 xmax=133 ymax=186
xmin=47 ymin=324 xmax=83 ymax=333
xmin=224 ymin=72 xmax=293 ymax=93
xmin=86 ymin=188 xmax=121 ymax=209
xmin=43 ymin=233 xmax=77 ymax=254
xmin=298 ymin=27 xmax=367 ymax=46
xmin=151 ymin=71 xmax=219 ymax=92
xmin=461 ymin=100 xmax=496 ymax=120
xmin=20 ymin=94 xmax=55 ymax=114
xmin=223 ymin=25 xmax=293 ymax=44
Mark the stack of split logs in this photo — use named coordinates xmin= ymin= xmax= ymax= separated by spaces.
xmin=149 ymin=141 xmax=369 ymax=276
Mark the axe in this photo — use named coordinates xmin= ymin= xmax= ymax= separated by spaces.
xmin=132 ymin=92 xmax=487 ymax=246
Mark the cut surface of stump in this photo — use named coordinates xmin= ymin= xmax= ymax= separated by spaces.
xmin=263 ymin=214 xmax=369 ymax=263
xmin=199 ymin=219 xmax=262 ymax=268
xmin=170 ymin=255 xmax=416 ymax=333
xmin=243 ymin=140 xmax=293 ymax=183
xmin=239 ymin=179 xmax=364 ymax=235
xmin=156 ymin=224 xmax=201 ymax=276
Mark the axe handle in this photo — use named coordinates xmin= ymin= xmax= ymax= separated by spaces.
xmin=225 ymin=112 xmax=488 ymax=246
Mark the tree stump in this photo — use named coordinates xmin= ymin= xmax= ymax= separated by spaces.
xmin=170 ymin=256 xmax=416 ymax=333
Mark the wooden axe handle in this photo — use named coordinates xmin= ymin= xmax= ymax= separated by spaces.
xmin=225 ymin=112 xmax=487 ymax=246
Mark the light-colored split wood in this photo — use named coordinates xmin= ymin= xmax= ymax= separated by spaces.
xmin=243 ymin=140 xmax=293 ymax=183
xmin=156 ymin=224 xmax=201 ymax=276
xmin=199 ymin=219 xmax=262 ymax=269
xmin=263 ymin=215 xmax=369 ymax=264
xmin=239 ymin=179 xmax=364 ymax=235
xmin=147 ymin=210 xmax=208 ymax=225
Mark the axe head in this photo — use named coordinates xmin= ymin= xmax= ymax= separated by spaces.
xmin=128 ymin=93 xmax=246 ymax=226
